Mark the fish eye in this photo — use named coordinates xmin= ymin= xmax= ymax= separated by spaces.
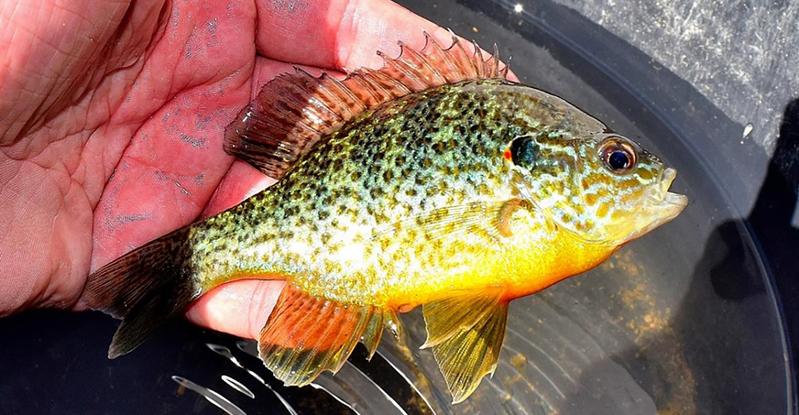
xmin=509 ymin=136 xmax=537 ymax=168
xmin=599 ymin=136 xmax=637 ymax=174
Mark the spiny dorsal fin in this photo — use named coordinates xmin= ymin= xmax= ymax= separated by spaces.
xmin=224 ymin=32 xmax=510 ymax=178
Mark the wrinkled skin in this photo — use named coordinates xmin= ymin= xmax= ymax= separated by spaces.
xmin=0 ymin=0 xmax=452 ymax=340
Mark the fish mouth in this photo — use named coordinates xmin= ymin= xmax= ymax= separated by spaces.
xmin=620 ymin=167 xmax=688 ymax=243
xmin=653 ymin=168 xmax=688 ymax=216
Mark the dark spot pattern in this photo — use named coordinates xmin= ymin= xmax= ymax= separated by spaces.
xmin=184 ymin=79 xmax=667 ymax=305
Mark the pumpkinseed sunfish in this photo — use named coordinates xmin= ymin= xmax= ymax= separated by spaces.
xmin=86 ymin=33 xmax=688 ymax=403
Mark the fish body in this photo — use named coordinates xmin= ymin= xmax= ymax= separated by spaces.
xmin=191 ymin=80 xmax=614 ymax=308
xmin=86 ymin=35 xmax=687 ymax=403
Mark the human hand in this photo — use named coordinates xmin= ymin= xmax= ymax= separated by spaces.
xmin=0 ymin=0 xmax=447 ymax=340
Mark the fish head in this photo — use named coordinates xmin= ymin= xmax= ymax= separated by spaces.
xmin=507 ymin=132 xmax=688 ymax=245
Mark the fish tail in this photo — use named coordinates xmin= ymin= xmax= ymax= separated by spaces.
xmin=84 ymin=227 xmax=198 ymax=359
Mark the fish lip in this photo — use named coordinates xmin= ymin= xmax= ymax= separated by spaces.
xmin=619 ymin=167 xmax=687 ymax=244
xmin=654 ymin=168 xmax=688 ymax=214
xmin=645 ymin=168 xmax=687 ymax=221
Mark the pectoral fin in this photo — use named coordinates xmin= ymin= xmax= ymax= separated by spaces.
xmin=258 ymin=284 xmax=385 ymax=386
xmin=374 ymin=200 xmax=524 ymax=243
xmin=422 ymin=293 xmax=509 ymax=403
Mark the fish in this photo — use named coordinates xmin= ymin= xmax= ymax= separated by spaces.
xmin=85 ymin=33 xmax=688 ymax=404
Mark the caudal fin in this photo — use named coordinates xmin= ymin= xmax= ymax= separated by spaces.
xmin=85 ymin=228 xmax=199 ymax=358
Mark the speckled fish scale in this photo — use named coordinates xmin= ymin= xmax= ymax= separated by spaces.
xmin=192 ymin=81 xmax=510 ymax=301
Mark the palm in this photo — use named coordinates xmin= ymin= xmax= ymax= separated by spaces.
xmin=0 ymin=0 xmax=443 ymax=338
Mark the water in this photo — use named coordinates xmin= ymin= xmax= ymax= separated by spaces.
xmin=0 ymin=1 xmax=790 ymax=414
xmin=208 ymin=0 xmax=785 ymax=412
xmin=171 ymin=376 xmax=246 ymax=415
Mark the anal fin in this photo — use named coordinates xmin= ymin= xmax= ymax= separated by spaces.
xmin=258 ymin=284 xmax=385 ymax=386
xmin=360 ymin=311 xmax=385 ymax=360
xmin=422 ymin=292 xmax=509 ymax=403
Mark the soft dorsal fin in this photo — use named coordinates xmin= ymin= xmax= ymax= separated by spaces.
xmin=224 ymin=32 xmax=510 ymax=178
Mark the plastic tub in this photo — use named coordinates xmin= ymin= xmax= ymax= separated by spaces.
xmin=2 ymin=1 xmax=796 ymax=414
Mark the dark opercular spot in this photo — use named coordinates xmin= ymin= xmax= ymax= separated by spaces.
xmin=510 ymin=136 xmax=538 ymax=168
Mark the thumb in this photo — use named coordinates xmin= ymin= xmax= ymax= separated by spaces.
xmin=186 ymin=280 xmax=285 ymax=340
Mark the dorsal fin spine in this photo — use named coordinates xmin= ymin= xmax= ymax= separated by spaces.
xmin=490 ymin=43 xmax=501 ymax=76
xmin=400 ymin=40 xmax=447 ymax=84
xmin=370 ymin=70 xmax=412 ymax=95
xmin=360 ymin=74 xmax=394 ymax=102
xmin=328 ymin=74 xmax=365 ymax=113
xmin=383 ymin=45 xmax=430 ymax=91
xmin=448 ymin=36 xmax=478 ymax=78
xmin=472 ymin=41 xmax=485 ymax=75
xmin=349 ymin=72 xmax=384 ymax=104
